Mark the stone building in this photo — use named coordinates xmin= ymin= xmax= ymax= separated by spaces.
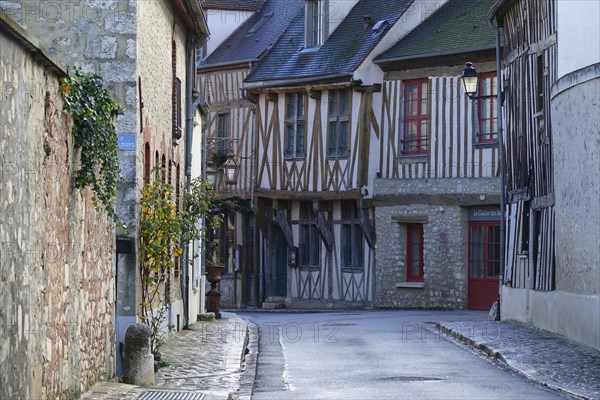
xmin=372 ymin=0 xmax=501 ymax=310
xmin=0 ymin=11 xmax=115 ymax=399
xmin=0 ymin=0 xmax=209 ymax=376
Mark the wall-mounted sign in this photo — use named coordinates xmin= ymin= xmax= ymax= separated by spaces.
xmin=117 ymin=134 xmax=136 ymax=151
xmin=468 ymin=206 xmax=501 ymax=221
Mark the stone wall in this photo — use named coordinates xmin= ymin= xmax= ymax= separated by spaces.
xmin=374 ymin=177 xmax=499 ymax=309
xmin=0 ymin=0 xmax=139 ymax=243
xmin=1 ymin=12 xmax=114 ymax=399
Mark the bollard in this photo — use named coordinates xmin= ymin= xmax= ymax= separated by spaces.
xmin=122 ymin=323 xmax=155 ymax=385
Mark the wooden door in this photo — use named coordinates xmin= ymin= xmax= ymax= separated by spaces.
xmin=468 ymin=222 xmax=500 ymax=310
xmin=270 ymin=225 xmax=288 ymax=297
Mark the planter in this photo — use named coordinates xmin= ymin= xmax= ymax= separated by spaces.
xmin=205 ymin=264 xmax=224 ymax=319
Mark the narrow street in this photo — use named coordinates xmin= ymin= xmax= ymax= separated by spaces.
xmin=242 ymin=311 xmax=565 ymax=400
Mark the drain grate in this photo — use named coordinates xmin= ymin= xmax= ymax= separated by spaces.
xmin=379 ymin=376 xmax=442 ymax=382
xmin=137 ymin=391 xmax=206 ymax=400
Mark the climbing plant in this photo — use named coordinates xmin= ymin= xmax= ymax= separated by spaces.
xmin=60 ymin=67 xmax=120 ymax=222
xmin=139 ymin=169 xmax=221 ymax=354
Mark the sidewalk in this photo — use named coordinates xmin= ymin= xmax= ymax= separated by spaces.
xmin=437 ymin=320 xmax=600 ymax=400
xmin=80 ymin=312 xmax=258 ymax=400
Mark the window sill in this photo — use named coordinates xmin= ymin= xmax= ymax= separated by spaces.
xmin=299 ymin=265 xmax=320 ymax=271
xmin=327 ymin=154 xmax=349 ymax=160
xmin=475 ymin=141 xmax=498 ymax=149
xmin=341 ymin=267 xmax=364 ymax=273
xmin=399 ymin=154 xmax=427 ymax=163
xmin=396 ymin=282 xmax=424 ymax=289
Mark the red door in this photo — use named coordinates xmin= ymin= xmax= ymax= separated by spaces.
xmin=468 ymin=222 xmax=500 ymax=310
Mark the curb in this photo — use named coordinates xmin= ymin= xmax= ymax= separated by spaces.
xmin=230 ymin=320 xmax=259 ymax=400
xmin=435 ymin=323 xmax=589 ymax=400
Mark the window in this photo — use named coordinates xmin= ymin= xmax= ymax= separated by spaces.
xmin=285 ymin=93 xmax=306 ymax=158
xmin=327 ymin=89 xmax=350 ymax=157
xmin=246 ymin=11 xmax=273 ymax=36
xmin=173 ymin=78 xmax=182 ymax=140
xmin=299 ymin=202 xmax=320 ymax=267
xmin=306 ymin=0 xmax=325 ymax=48
xmin=218 ymin=113 xmax=230 ymax=153
xmin=406 ymin=224 xmax=424 ymax=281
xmin=402 ymin=79 xmax=429 ymax=155
xmin=478 ymin=73 xmax=498 ymax=143
xmin=341 ymin=201 xmax=363 ymax=270
xmin=144 ymin=142 xmax=150 ymax=185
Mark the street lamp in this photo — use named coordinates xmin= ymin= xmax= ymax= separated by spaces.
xmin=223 ymin=156 xmax=239 ymax=185
xmin=461 ymin=62 xmax=480 ymax=98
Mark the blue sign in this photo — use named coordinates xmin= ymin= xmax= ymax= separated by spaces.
xmin=468 ymin=207 xmax=501 ymax=221
xmin=118 ymin=134 xmax=136 ymax=151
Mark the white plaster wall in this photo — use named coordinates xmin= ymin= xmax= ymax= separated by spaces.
xmin=557 ymin=0 xmax=600 ymax=78
xmin=205 ymin=9 xmax=256 ymax=56
xmin=501 ymin=287 xmax=600 ymax=351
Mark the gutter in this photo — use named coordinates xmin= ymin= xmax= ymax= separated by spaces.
xmin=182 ymin=34 xmax=208 ymax=329
xmin=243 ymin=73 xmax=354 ymax=90
xmin=489 ymin=15 xmax=506 ymax=321
xmin=373 ymin=46 xmax=497 ymax=65
xmin=488 ymin=0 xmax=516 ymax=23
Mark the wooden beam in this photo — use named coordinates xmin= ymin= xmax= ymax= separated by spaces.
xmin=308 ymin=89 xmax=321 ymax=100
xmin=531 ymin=192 xmax=555 ymax=210
xmin=359 ymin=208 xmax=376 ymax=248
xmin=373 ymin=193 xmax=500 ymax=207
xmin=316 ymin=211 xmax=334 ymax=250
xmin=274 ymin=209 xmax=294 ymax=246
xmin=391 ymin=215 xmax=429 ymax=224
xmin=254 ymin=188 xmax=361 ymax=201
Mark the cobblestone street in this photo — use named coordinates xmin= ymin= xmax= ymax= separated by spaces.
xmin=80 ymin=313 xmax=257 ymax=400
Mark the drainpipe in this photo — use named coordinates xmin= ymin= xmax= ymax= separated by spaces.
xmin=491 ymin=17 xmax=505 ymax=321
xmin=183 ymin=36 xmax=207 ymax=328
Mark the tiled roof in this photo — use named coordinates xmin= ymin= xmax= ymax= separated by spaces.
xmin=375 ymin=0 xmax=497 ymax=63
xmin=203 ymin=0 xmax=266 ymax=11
xmin=199 ymin=0 xmax=304 ymax=67
xmin=244 ymin=0 xmax=414 ymax=85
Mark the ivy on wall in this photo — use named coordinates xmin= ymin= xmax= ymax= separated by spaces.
xmin=60 ymin=68 xmax=120 ymax=223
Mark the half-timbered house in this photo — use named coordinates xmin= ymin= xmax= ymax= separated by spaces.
xmin=242 ymin=0 xmax=447 ymax=308
xmin=490 ymin=0 xmax=600 ymax=350
xmin=371 ymin=0 xmax=501 ymax=310
xmin=197 ymin=0 xmax=305 ymax=307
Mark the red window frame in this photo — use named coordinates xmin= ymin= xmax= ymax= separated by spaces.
xmin=406 ymin=223 xmax=424 ymax=282
xmin=402 ymin=79 xmax=429 ymax=155
xmin=478 ymin=72 xmax=498 ymax=143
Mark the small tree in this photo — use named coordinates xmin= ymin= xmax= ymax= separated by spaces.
xmin=138 ymin=169 xmax=221 ymax=354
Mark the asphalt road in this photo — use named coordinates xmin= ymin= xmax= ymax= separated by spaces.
xmin=240 ymin=310 xmax=565 ymax=400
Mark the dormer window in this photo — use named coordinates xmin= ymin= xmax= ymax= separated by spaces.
xmin=306 ymin=0 xmax=327 ymax=48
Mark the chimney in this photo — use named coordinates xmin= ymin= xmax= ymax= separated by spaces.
xmin=363 ymin=15 xmax=371 ymax=30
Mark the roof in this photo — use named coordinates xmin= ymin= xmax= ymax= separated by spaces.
xmin=244 ymin=0 xmax=414 ymax=86
xmin=375 ymin=0 xmax=497 ymax=64
xmin=203 ymin=0 xmax=266 ymax=11
xmin=199 ymin=0 xmax=304 ymax=68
